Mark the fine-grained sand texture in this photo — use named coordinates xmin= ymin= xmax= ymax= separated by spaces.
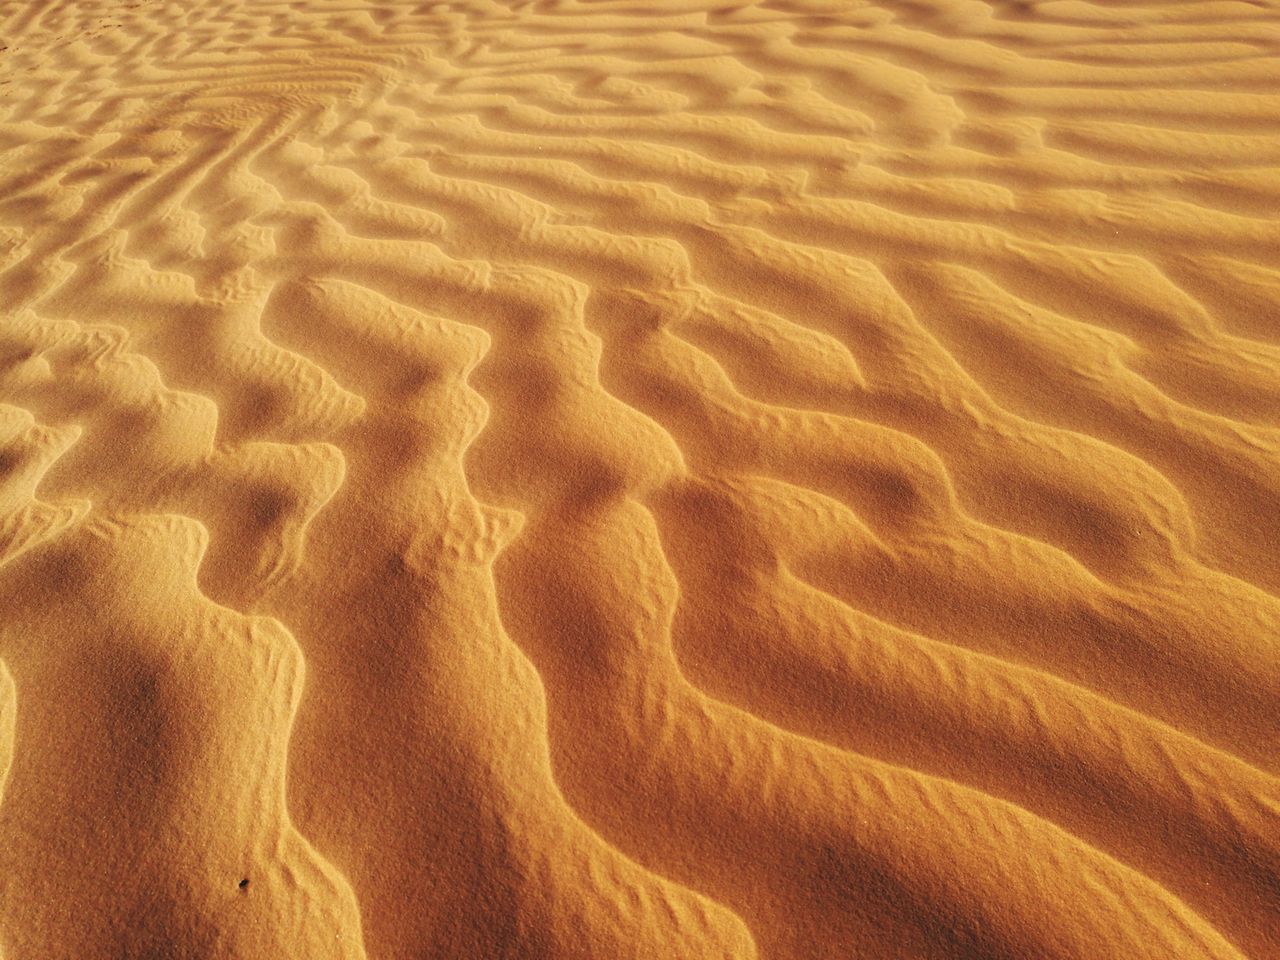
xmin=2 ymin=0 xmax=1280 ymax=957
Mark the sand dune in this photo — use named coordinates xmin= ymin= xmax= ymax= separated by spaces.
xmin=1 ymin=0 xmax=1278 ymax=957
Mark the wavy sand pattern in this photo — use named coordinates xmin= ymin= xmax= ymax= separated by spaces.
xmin=1 ymin=0 xmax=1279 ymax=957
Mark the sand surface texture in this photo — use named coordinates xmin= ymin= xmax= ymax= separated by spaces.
xmin=2 ymin=0 xmax=1280 ymax=957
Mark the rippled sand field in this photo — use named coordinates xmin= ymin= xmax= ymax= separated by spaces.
xmin=2 ymin=0 xmax=1279 ymax=957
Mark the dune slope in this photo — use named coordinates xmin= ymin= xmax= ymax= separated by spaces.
xmin=1 ymin=0 xmax=1279 ymax=958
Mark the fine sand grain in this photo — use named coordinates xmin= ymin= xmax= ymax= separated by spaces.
xmin=1 ymin=0 xmax=1279 ymax=957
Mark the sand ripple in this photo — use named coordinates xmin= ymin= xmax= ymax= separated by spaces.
xmin=1 ymin=0 xmax=1278 ymax=957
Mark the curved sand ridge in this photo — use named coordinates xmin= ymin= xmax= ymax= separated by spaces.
xmin=0 ymin=0 xmax=1278 ymax=957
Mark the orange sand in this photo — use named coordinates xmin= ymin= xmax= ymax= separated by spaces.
xmin=1 ymin=0 xmax=1279 ymax=957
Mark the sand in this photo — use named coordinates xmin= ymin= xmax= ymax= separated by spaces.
xmin=1 ymin=0 xmax=1278 ymax=957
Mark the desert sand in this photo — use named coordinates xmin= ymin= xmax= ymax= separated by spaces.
xmin=1 ymin=0 xmax=1279 ymax=957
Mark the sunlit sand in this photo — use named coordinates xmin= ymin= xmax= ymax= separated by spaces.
xmin=1 ymin=1 xmax=1278 ymax=957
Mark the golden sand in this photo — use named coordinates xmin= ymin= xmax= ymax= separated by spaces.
xmin=1 ymin=0 xmax=1279 ymax=957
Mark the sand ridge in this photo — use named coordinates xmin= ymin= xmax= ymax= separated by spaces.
xmin=0 ymin=0 xmax=1279 ymax=957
